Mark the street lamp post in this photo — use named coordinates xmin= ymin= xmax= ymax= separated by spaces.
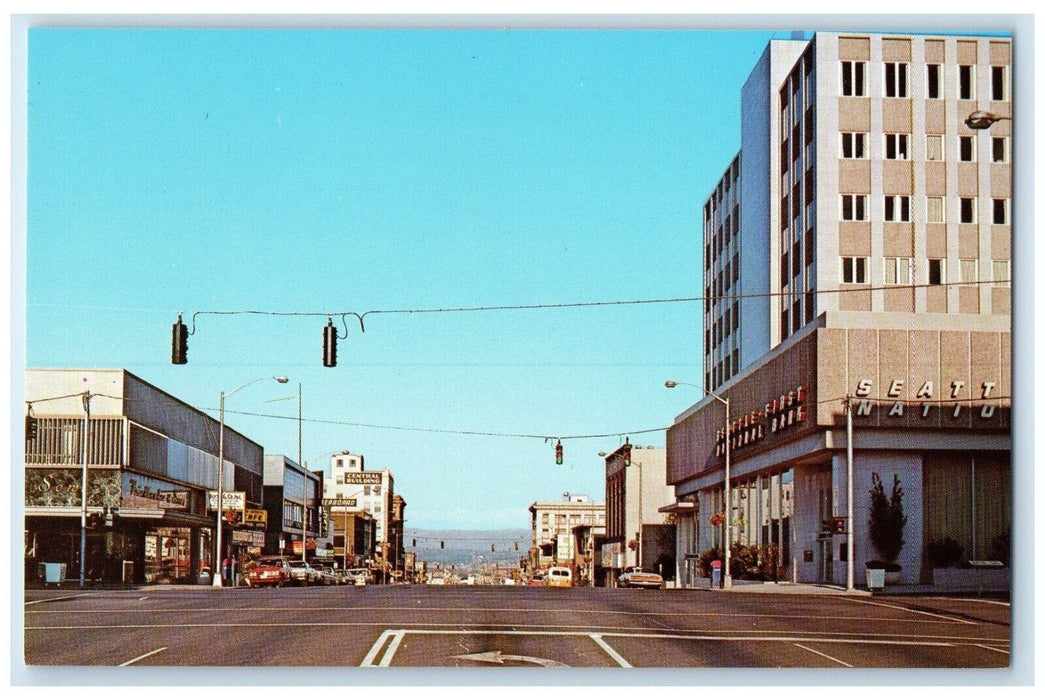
xmin=665 ymin=380 xmax=731 ymax=589
xmin=214 ymin=375 xmax=288 ymax=588
xmin=964 ymin=110 xmax=1011 ymax=130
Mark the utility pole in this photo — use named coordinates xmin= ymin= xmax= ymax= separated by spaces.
xmin=846 ymin=395 xmax=855 ymax=592
xmin=79 ymin=391 xmax=93 ymax=588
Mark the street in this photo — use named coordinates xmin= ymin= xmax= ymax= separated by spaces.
xmin=23 ymin=585 xmax=1011 ymax=670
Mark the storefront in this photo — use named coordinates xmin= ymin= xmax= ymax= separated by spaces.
xmin=667 ymin=325 xmax=1011 ymax=588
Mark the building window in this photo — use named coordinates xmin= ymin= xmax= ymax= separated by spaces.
xmin=841 ymin=132 xmax=867 ymax=159
xmin=993 ymin=198 xmax=1009 ymax=225
xmin=927 ymin=196 xmax=945 ymax=223
xmin=884 ymin=195 xmax=911 ymax=222
xmin=959 ymin=258 xmax=979 ymax=284
xmin=960 ymin=197 xmax=977 ymax=224
xmin=926 ymin=134 xmax=944 ymax=161
xmin=841 ymin=194 xmax=868 ymax=221
xmin=884 ymin=62 xmax=909 ymax=97
xmin=926 ymin=63 xmax=942 ymax=99
xmin=992 ymin=137 xmax=1009 ymax=163
xmin=841 ymin=256 xmax=868 ymax=284
xmin=993 ymin=259 xmax=1011 ymax=286
xmin=885 ymin=133 xmax=910 ymax=160
xmin=959 ymin=65 xmax=975 ymax=100
xmin=841 ymin=61 xmax=866 ymax=97
xmin=959 ymin=136 xmax=976 ymax=162
xmin=884 ymin=257 xmax=912 ymax=285
xmin=991 ymin=65 xmax=1008 ymax=101
xmin=927 ymin=258 xmax=946 ymax=285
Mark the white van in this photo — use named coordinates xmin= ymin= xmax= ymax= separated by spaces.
xmin=544 ymin=566 xmax=573 ymax=588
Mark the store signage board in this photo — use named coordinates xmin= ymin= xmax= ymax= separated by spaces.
xmin=207 ymin=491 xmax=246 ymax=511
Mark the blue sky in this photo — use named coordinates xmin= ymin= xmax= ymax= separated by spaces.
xmin=24 ymin=28 xmax=777 ymax=528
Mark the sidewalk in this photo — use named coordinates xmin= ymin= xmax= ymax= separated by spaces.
xmin=679 ymin=578 xmax=1009 ymax=598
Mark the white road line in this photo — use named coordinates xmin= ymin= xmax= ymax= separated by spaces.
xmin=360 ymin=630 xmax=393 ymax=667
xmin=24 ymin=621 xmax=1003 ymax=645
xmin=119 ymin=647 xmax=168 ymax=667
xmin=793 ymin=643 xmax=853 ymax=667
xmin=392 ymin=628 xmax=958 ymax=647
xmin=378 ymin=631 xmax=405 ymax=667
xmin=24 ymin=594 xmax=90 ymax=606
xmin=590 ymin=634 xmax=632 ymax=667
xmin=974 ymin=643 xmax=1010 ymax=655
xmin=848 ymin=598 xmax=975 ymax=624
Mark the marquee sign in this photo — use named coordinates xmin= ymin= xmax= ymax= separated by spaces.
xmin=853 ymin=379 xmax=1001 ymax=418
xmin=715 ymin=385 xmax=807 ymax=457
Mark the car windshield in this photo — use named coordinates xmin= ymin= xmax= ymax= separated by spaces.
xmin=288 ymin=561 xmax=308 ymax=568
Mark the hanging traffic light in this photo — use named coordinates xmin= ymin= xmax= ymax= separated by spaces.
xmin=323 ymin=318 xmax=338 ymax=367
xmin=555 ymin=439 xmax=563 ymax=465
xmin=412 ymin=538 xmax=417 ymax=547
xmin=171 ymin=315 xmax=188 ymax=364
xmin=25 ymin=414 xmax=38 ymax=441
xmin=514 ymin=542 xmax=519 ymax=551
xmin=491 ymin=544 xmax=495 ymax=552
xmin=440 ymin=540 xmax=444 ymax=549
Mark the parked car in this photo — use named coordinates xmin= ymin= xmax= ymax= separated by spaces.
xmin=345 ymin=568 xmax=372 ymax=586
xmin=527 ymin=572 xmax=545 ymax=586
xmin=544 ymin=566 xmax=573 ymax=588
xmin=618 ymin=566 xmax=665 ymax=589
xmin=317 ymin=566 xmax=341 ymax=586
xmin=287 ymin=560 xmax=321 ymax=586
xmin=245 ymin=556 xmax=291 ymax=588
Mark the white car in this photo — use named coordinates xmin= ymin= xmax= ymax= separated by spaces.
xmin=617 ymin=566 xmax=665 ymax=589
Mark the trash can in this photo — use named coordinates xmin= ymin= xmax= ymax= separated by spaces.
xmin=42 ymin=562 xmax=66 ymax=585
xmin=198 ymin=568 xmax=211 ymax=585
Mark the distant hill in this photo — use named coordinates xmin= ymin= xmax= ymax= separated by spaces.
xmin=404 ymin=528 xmax=530 ymax=568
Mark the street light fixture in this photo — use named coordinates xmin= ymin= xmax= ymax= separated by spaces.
xmin=214 ymin=375 xmax=289 ymax=587
xmin=964 ymin=110 xmax=1011 ymax=130
xmin=665 ymin=380 xmax=732 ymax=589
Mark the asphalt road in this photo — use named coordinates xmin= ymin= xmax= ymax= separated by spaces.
xmin=22 ymin=584 xmax=1011 ymax=671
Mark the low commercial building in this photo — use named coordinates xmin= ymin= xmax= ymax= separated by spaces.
xmin=528 ymin=494 xmax=605 ymax=572
xmin=24 ymin=368 xmax=264 ymax=585
xmin=262 ymin=455 xmax=322 ymax=563
xmin=600 ymin=445 xmax=674 ymax=586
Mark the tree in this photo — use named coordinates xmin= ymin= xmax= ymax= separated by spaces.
xmin=868 ymin=472 xmax=907 ymax=566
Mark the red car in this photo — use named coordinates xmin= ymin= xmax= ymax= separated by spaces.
xmin=245 ymin=556 xmax=291 ymax=588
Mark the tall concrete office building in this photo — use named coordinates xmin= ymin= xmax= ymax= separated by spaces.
xmin=671 ymin=32 xmax=1012 ymax=588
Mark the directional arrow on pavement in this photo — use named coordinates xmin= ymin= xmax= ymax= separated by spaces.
xmin=453 ymin=650 xmax=567 ymax=667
